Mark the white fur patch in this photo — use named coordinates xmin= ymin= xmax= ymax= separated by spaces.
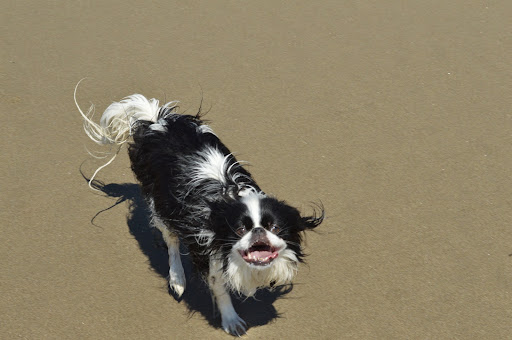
xmin=241 ymin=193 xmax=262 ymax=227
xmin=185 ymin=147 xmax=263 ymax=200
xmin=198 ymin=124 xmax=216 ymax=135
xmin=149 ymin=118 xmax=168 ymax=132
xmin=191 ymin=147 xmax=230 ymax=184
xmin=238 ymin=186 xmax=258 ymax=197
xmin=101 ymin=94 xmax=161 ymax=127
xmin=149 ymin=124 xmax=166 ymax=131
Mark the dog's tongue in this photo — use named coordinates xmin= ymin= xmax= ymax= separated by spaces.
xmin=250 ymin=250 xmax=274 ymax=259
xmin=246 ymin=249 xmax=279 ymax=263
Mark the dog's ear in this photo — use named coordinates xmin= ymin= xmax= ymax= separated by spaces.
xmin=300 ymin=203 xmax=324 ymax=231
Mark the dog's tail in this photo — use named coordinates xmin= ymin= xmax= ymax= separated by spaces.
xmin=74 ymin=80 xmax=178 ymax=188
xmin=75 ymin=82 xmax=178 ymax=146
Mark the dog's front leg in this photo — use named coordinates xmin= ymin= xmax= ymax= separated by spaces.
xmin=208 ymin=257 xmax=247 ymax=336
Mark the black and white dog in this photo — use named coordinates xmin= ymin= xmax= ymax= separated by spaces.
xmin=76 ymin=90 xmax=323 ymax=335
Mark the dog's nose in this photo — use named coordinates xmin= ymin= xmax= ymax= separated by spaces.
xmin=251 ymin=227 xmax=265 ymax=236
xmin=250 ymin=227 xmax=269 ymax=244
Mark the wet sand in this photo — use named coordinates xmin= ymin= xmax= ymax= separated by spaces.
xmin=2 ymin=1 xmax=512 ymax=338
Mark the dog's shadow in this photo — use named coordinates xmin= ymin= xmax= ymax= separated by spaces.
xmin=86 ymin=178 xmax=292 ymax=332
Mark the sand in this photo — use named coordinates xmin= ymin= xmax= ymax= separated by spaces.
xmin=2 ymin=1 xmax=512 ymax=338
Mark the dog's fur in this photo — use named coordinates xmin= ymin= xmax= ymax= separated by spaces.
xmin=76 ymin=89 xmax=323 ymax=335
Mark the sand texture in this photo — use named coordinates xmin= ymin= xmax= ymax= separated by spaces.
xmin=2 ymin=1 xmax=512 ymax=338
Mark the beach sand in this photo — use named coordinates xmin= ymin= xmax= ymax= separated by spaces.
xmin=2 ymin=1 xmax=512 ymax=338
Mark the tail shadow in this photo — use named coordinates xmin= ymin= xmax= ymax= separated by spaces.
xmin=81 ymin=173 xmax=293 ymax=331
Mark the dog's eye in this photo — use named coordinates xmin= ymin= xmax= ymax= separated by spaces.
xmin=269 ymin=224 xmax=280 ymax=234
xmin=236 ymin=226 xmax=247 ymax=237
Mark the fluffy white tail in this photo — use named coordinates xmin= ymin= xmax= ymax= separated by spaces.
xmin=75 ymin=84 xmax=177 ymax=146
xmin=74 ymin=80 xmax=178 ymax=188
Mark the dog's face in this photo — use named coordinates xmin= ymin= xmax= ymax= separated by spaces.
xmin=209 ymin=193 xmax=323 ymax=295
xmin=236 ymin=225 xmax=284 ymax=267
xmin=233 ymin=195 xmax=307 ymax=268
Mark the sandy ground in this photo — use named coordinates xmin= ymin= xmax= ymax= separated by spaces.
xmin=2 ymin=1 xmax=512 ymax=339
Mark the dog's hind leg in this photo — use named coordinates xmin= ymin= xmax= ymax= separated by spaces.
xmin=152 ymin=216 xmax=186 ymax=297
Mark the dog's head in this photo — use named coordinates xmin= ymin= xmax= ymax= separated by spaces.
xmin=209 ymin=192 xmax=323 ymax=295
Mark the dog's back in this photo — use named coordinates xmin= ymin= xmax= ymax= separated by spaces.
xmin=128 ymin=111 xmax=260 ymax=225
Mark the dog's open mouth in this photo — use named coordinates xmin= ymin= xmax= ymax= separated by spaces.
xmin=239 ymin=241 xmax=279 ymax=266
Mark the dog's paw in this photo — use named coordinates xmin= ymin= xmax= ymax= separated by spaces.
xmin=169 ymin=268 xmax=186 ymax=298
xmin=222 ymin=311 xmax=247 ymax=337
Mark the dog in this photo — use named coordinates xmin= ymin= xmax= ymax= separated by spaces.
xmin=76 ymin=89 xmax=324 ymax=335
